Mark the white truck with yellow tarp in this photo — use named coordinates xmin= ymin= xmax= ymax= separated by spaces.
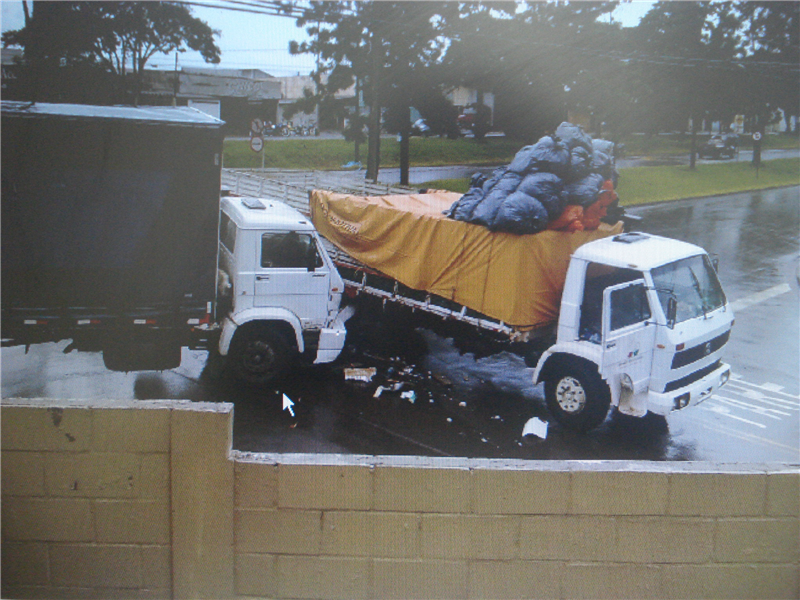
xmin=310 ymin=189 xmax=733 ymax=431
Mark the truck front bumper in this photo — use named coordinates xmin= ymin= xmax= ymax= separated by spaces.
xmin=647 ymin=361 xmax=731 ymax=416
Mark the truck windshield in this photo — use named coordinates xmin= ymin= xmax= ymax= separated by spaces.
xmin=651 ymin=254 xmax=726 ymax=323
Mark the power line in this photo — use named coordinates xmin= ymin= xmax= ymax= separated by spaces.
xmin=179 ymin=0 xmax=799 ymax=74
xmin=179 ymin=0 xmax=307 ymax=19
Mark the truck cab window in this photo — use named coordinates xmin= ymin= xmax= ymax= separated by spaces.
xmin=609 ymin=283 xmax=651 ymax=330
xmin=579 ymin=263 xmax=643 ymax=343
xmin=652 ymin=254 xmax=726 ymax=323
xmin=219 ymin=212 xmax=237 ymax=253
xmin=261 ymin=232 xmax=322 ymax=269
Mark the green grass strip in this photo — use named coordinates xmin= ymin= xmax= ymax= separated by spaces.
xmin=615 ymin=158 xmax=800 ymax=206
xmin=223 ymin=134 xmax=798 ymax=171
xmin=223 ymin=137 xmax=520 ymax=170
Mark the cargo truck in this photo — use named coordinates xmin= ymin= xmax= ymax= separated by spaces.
xmin=310 ymin=189 xmax=734 ymax=431
xmin=1 ymin=102 xmax=349 ymax=382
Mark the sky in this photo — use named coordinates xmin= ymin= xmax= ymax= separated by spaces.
xmin=1 ymin=1 xmax=654 ymax=76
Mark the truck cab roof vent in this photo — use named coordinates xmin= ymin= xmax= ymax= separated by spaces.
xmin=612 ymin=232 xmax=649 ymax=244
xmin=241 ymin=198 xmax=267 ymax=210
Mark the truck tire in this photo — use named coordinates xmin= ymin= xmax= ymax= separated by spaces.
xmin=544 ymin=357 xmax=611 ymax=432
xmin=229 ymin=326 xmax=291 ymax=385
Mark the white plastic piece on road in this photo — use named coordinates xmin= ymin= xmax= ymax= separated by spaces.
xmin=522 ymin=416 xmax=548 ymax=439
xmin=401 ymin=390 xmax=416 ymax=404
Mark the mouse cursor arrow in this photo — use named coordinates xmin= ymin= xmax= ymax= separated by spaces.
xmin=282 ymin=394 xmax=295 ymax=417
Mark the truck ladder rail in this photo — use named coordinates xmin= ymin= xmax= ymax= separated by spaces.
xmin=221 ymin=168 xmax=415 ymax=216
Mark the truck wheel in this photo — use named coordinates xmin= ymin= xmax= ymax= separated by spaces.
xmin=544 ymin=359 xmax=611 ymax=432
xmin=229 ymin=327 xmax=291 ymax=385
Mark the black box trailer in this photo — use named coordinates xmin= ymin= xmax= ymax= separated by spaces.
xmin=1 ymin=102 xmax=225 ymax=369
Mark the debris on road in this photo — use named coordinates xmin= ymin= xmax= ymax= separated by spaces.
xmin=522 ymin=416 xmax=548 ymax=440
xmin=432 ymin=373 xmax=453 ymax=387
xmin=344 ymin=367 xmax=377 ymax=382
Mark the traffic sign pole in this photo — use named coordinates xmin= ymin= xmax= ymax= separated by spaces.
xmin=752 ymin=131 xmax=762 ymax=176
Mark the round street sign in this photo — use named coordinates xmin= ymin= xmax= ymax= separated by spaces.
xmin=752 ymin=132 xmax=762 ymax=141
xmin=251 ymin=118 xmax=263 ymax=134
xmin=250 ymin=135 xmax=264 ymax=153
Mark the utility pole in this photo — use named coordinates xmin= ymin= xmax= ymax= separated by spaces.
xmin=172 ymin=52 xmax=179 ymax=106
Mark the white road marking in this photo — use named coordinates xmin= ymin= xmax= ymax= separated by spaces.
xmin=761 ymin=382 xmax=785 ymax=393
xmin=714 ymin=395 xmax=789 ymax=419
xmin=728 ymin=283 xmax=792 ymax=312
xmin=699 ymin=404 xmax=767 ymax=428
xmin=726 ymin=385 xmax=800 ymax=410
xmin=727 ymin=379 xmax=800 ymax=402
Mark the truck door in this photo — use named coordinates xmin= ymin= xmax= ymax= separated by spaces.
xmin=254 ymin=231 xmax=330 ymax=327
xmin=600 ymin=280 xmax=656 ymax=392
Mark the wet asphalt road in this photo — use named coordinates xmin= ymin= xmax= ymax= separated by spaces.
xmin=2 ymin=186 xmax=798 ymax=462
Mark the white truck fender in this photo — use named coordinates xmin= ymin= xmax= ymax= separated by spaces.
xmin=532 ymin=342 xmax=604 ymax=385
xmin=534 ymin=343 xmax=626 ymax=409
xmin=219 ymin=308 xmax=304 ymax=356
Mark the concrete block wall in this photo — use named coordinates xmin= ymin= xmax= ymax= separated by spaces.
xmin=2 ymin=398 xmax=234 ymax=600
xmin=233 ymin=455 xmax=799 ymax=600
xmin=2 ymin=398 xmax=798 ymax=600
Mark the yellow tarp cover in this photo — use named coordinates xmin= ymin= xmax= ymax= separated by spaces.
xmin=310 ymin=190 xmax=623 ymax=329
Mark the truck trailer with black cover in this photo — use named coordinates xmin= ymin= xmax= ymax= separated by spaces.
xmin=1 ymin=102 xmax=350 ymax=376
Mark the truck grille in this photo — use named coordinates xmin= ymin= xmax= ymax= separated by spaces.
xmin=664 ymin=360 xmax=722 ymax=392
xmin=671 ymin=330 xmax=730 ymax=369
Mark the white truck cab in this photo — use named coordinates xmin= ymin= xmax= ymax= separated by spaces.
xmin=534 ymin=232 xmax=733 ymax=430
xmin=216 ymin=196 xmax=351 ymax=383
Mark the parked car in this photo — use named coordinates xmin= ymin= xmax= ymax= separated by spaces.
xmin=699 ymin=134 xmax=739 ymax=159
xmin=410 ymin=118 xmax=433 ymax=137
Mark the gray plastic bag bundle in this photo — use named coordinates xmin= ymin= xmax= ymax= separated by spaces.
xmin=492 ymin=192 xmax=549 ymax=235
xmin=469 ymin=186 xmax=509 ymax=229
xmin=565 ymin=172 xmax=605 ymax=207
xmin=555 ymin=122 xmax=592 ymax=150
xmin=591 ymin=139 xmax=616 ymax=181
xmin=480 ymin=166 xmax=509 ymax=194
xmin=449 ymin=186 xmax=485 ymax=221
xmin=568 ymin=146 xmax=592 ymax=182
xmin=516 ymin=172 xmax=566 ymax=220
xmin=507 ymin=136 xmax=570 ymax=178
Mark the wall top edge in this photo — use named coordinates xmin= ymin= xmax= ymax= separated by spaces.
xmin=1 ymin=397 xmax=234 ymax=414
xmin=232 ymin=451 xmax=800 ymax=474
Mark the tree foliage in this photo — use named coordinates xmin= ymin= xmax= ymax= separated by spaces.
xmin=291 ymin=1 xmax=456 ymax=181
xmin=440 ymin=2 xmax=620 ymax=141
xmin=735 ymin=1 xmax=800 ymax=132
xmin=3 ymin=1 xmax=220 ymax=104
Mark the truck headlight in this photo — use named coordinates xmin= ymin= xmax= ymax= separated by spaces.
xmin=620 ymin=373 xmax=634 ymax=391
xmin=673 ymin=393 xmax=690 ymax=410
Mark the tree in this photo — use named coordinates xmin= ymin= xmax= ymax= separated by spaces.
xmin=292 ymin=1 xmax=454 ymax=183
xmin=735 ymin=1 xmax=800 ymax=135
xmin=627 ymin=1 xmax=743 ymax=167
xmin=441 ymin=2 xmax=619 ymax=142
xmin=3 ymin=1 xmax=220 ymax=104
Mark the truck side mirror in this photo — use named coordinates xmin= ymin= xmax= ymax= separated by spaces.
xmin=667 ymin=297 xmax=678 ymax=329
